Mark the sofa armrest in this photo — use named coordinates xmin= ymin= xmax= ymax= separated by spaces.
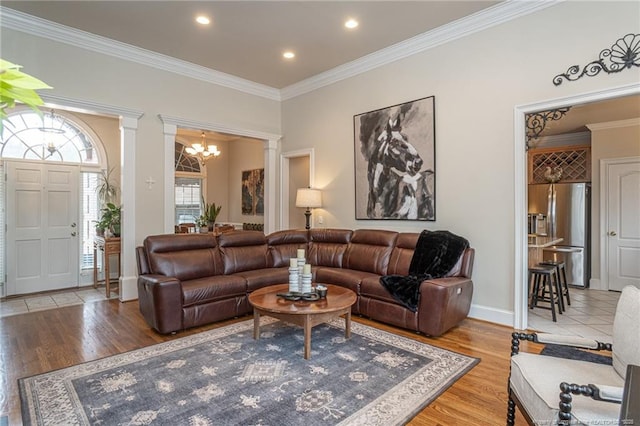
xmin=137 ymin=274 xmax=183 ymax=334
xmin=417 ymin=276 xmax=473 ymax=337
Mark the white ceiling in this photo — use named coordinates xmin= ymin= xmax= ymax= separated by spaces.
xmin=3 ymin=1 xmax=500 ymax=89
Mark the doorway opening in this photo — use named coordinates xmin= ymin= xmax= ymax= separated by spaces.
xmin=514 ymin=83 xmax=640 ymax=331
xmin=280 ymin=148 xmax=315 ymax=230
xmin=1 ymin=108 xmax=113 ymax=296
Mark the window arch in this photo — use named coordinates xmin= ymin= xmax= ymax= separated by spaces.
xmin=1 ymin=110 xmax=100 ymax=164
xmin=175 ymin=140 xmax=202 ymax=173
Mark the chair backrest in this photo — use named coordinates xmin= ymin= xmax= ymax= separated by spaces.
xmin=612 ymin=285 xmax=640 ymax=379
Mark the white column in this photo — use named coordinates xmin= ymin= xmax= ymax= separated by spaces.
xmin=264 ymin=138 xmax=279 ymax=234
xmin=119 ymin=115 xmax=139 ymax=301
xmin=162 ymin=123 xmax=178 ymax=233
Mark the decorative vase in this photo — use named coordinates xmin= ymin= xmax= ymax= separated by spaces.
xmin=208 ymin=221 xmax=215 ymax=232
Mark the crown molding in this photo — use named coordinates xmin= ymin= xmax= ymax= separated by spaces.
xmin=280 ymin=0 xmax=562 ymax=100
xmin=1 ymin=2 xmax=560 ymax=103
xmin=0 ymin=7 xmax=281 ymax=101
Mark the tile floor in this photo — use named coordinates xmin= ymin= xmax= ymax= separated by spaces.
xmin=527 ymin=287 xmax=620 ymax=341
xmin=0 ymin=286 xmax=118 ymax=318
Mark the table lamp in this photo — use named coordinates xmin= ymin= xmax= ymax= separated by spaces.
xmin=296 ymin=188 xmax=322 ymax=230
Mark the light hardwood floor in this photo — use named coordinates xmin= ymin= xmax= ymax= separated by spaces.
xmin=0 ymin=298 xmax=538 ymax=425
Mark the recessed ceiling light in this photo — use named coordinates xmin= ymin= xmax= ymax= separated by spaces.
xmin=345 ymin=19 xmax=359 ymax=29
xmin=283 ymin=51 xmax=295 ymax=59
xmin=196 ymin=15 xmax=210 ymax=25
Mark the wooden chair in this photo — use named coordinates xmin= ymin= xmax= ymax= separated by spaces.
xmin=507 ymin=285 xmax=640 ymax=425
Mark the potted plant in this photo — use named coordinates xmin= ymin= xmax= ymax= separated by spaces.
xmin=97 ymin=168 xmax=119 ymax=206
xmin=99 ymin=202 xmax=121 ymax=237
xmin=202 ymin=197 xmax=222 ymax=231
xmin=196 ymin=215 xmax=209 ymax=233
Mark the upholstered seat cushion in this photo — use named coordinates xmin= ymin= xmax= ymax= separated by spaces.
xmin=182 ymin=275 xmax=246 ymax=307
xmin=510 ymin=352 xmax=622 ymax=424
xmin=233 ymin=268 xmax=289 ymax=292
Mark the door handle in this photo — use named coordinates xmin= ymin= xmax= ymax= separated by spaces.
xmin=71 ymin=231 xmax=77 ymax=237
xmin=608 ymin=231 xmax=617 ymax=236
xmin=71 ymin=222 xmax=77 ymax=228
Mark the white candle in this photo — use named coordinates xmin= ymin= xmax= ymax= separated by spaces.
xmin=297 ymin=248 xmax=305 ymax=259
xmin=303 ymin=264 xmax=311 ymax=274
xmin=290 ymin=258 xmax=297 ymax=268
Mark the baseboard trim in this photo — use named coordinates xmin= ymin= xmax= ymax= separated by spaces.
xmin=468 ymin=303 xmax=513 ymax=328
xmin=119 ymin=275 xmax=138 ymax=302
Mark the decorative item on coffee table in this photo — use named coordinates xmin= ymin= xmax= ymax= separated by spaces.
xmin=301 ymin=264 xmax=312 ymax=294
xmin=288 ymin=258 xmax=299 ymax=293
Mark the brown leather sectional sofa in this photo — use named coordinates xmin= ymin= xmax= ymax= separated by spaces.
xmin=136 ymin=228 xmax=475 ymax=337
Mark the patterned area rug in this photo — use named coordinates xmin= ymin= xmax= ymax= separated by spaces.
xmin=19 ymin=318 xmax=479 ymax=425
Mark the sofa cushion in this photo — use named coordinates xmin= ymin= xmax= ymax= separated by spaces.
xmin=314 ymin=267 xmax=378 ymax=296
xmin=343 ymin=229 xmax=397 ymax=275
xmin=360 ymin=276 xmax=398 ymax=304
xmin=267 ymin=230 xmax=309 ymax=267
xmin=218 ymin=231 xmax=269 ymax=274
xmin=308 ymin=229 xmax=352 ymax=268
xmin=144 ymin=234 xmax=222 ymax=281
xmin=386 ymin=233 xmax=419 ymax=275
xmin=182 ymin=275 xmax=247 ymax=307
xmin=233 ymin=267 xmax=290 ymax=292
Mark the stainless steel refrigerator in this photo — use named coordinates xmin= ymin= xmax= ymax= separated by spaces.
xmin=528 ymin=183 xmax=591 ymax=287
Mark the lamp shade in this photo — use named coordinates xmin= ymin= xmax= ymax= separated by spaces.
xmin=296 ymin=188 xmax=322 ymax=208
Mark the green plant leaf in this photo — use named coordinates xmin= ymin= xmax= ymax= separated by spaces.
xmin=0 ymin=58 xmax=51 ymax=131
xmin=0 ymin=69 xmax=52 ymax=90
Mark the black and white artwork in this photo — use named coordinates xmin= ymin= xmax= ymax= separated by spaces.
xmin=354 ymin=96 xmax=435 ymax=221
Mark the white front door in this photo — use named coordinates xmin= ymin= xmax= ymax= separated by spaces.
xmin=606 ymin=159 xmax=640 ymax=291
xmin=6 ymin=161 xmax=79 ymax=295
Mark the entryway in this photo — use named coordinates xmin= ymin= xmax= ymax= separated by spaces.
xmin=5 ymin=161 xmax=79 ymax=295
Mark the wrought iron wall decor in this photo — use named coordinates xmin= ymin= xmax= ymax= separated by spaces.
xmin=525 ymin=107 xmax=571 ymax=149
xmin=553 ymin=33 xmax=640 ymax=86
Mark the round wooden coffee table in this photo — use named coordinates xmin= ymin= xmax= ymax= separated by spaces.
xmin=248 ymin=283 xmax=357 ymax=359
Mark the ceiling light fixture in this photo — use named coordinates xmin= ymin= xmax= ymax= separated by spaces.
xmin=38 ymin=109 xmax=65 ymax=154
xmin=185 ymin=131 xmax=221 ymax=162
xmin=195 ymin=15 xmax=210 ymax=25
xmin=345 ymin=19 xmax=359 ymax=29
xmin=283 ymin=51 xmax=295 ymax=59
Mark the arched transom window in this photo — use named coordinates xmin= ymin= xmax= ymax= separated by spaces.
xmin=1 ymin=110 xmax=98 ymax=164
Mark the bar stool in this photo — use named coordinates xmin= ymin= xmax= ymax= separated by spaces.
xmin=528 ymin=264 xmax=562 ymax=322
xmin=540 ymin=259 xmax=570 ymax=310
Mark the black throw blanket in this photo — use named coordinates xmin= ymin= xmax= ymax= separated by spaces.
xmin=380 ymin=230 xmax=469 ymax=312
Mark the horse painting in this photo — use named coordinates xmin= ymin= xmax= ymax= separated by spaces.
xmin=354 ymin=96 xmax=435 ymax=220
xmin=367 ymin=116 xmax=424 ymax=217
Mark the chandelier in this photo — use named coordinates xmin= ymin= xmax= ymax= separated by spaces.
xmin=38 ymin=109 xmax=65 ymax=154
xmin=185 ymin=131 xmax=221 ymax=162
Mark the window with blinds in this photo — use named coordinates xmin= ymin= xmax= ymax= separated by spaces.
xmin=175 ymin=177 xmax=202 ymax=224
xmin=82 ymin=172 xmax=100 ymax=269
